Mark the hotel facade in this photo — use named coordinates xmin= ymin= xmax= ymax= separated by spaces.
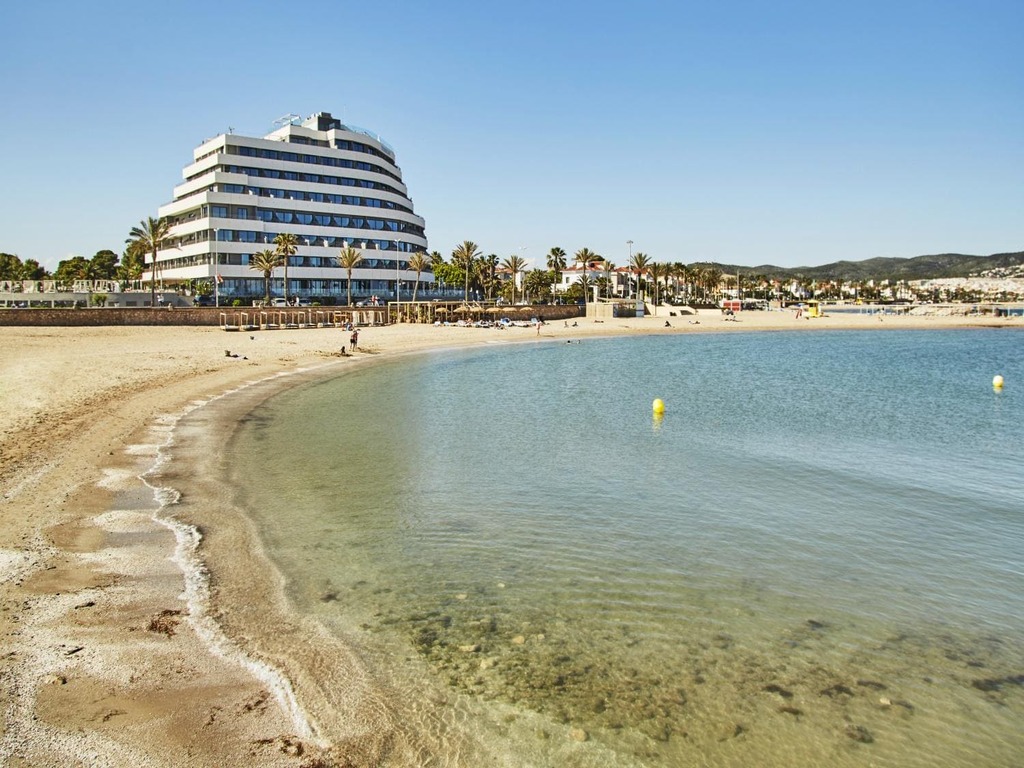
xmin=155 ymin=112 xmax=430 ymax=302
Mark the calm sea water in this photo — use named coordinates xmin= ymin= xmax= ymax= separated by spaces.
xmin=228 ymin=329 xmax=1024 ymax=766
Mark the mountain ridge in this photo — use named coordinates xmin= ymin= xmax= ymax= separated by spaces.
xmin=688 ymin=251 xmax=1024 ymax=282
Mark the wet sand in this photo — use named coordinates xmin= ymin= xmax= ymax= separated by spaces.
xmin=0 ymin=308 xmax=1018 ymax=765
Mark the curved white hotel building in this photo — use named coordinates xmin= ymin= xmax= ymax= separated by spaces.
xmin=155 ymin=112 xmax=429 ymax=302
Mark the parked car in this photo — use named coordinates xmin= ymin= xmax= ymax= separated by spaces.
xmin=271 ymin=297 xmax=311 ymax=307
xmin=193 ymin=295 xmax=215 ymax=307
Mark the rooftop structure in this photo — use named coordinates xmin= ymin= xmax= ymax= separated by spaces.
xmin=154 ymin=112 xmax=430 ymax=304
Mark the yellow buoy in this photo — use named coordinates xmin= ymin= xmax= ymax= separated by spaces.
xmin=993 ymin=374 xmax=1004 ymax=389
xmin=652 ymin=398 xmax=665 ymax=414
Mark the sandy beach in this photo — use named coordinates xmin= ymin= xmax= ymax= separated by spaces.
xmin=0 ymin=308 xmax=1018 ymax=766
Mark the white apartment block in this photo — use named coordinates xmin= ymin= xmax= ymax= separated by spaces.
xmin=156 ymin=112 xmax=430 ymax=302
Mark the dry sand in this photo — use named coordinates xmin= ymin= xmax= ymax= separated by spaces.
xmin=0 ymin=308 xmax=1017 ymax=766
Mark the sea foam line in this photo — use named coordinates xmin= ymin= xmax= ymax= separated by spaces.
xmin=134 ymin=363 xmax=341 ymax=746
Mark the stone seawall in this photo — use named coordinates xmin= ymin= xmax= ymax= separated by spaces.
xmin=0 ymin=308 xmax=224 ymax=326
xmin=0 ymin=306 xmax=584 ymax=327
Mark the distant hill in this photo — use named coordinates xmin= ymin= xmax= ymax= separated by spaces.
xmin=689 ymin=251 xmax=1024 ymax=282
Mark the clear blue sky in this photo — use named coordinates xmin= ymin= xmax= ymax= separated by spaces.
xmin=2 ymin=0 xmax=1021 ymax=272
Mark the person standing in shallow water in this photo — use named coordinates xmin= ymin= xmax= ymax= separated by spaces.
xmin=349 ymin=328 xmax=359 ymax=352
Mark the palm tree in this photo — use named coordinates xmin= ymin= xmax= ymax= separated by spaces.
xmin=689 ymin=267 xmax=704 ymax=303
xmin=574 ymin=248 xmax=599 ymax=303
xmin=120 ymin=239 xmax=147 ymax=289
xmin=671 ymin=262 xmax=689 ymax=304
xmin=546 ymin=247 xmax=567 ymax=282
xmin=603 ymin=260 xmax=616 ymax=298
xmin=480 ymin=253 xmax=500 ymax=299
xmin=273 ymin=232 xmax=299 ymax=303
xmin=127 ymin=216 xmax=171 ymax=308
xmin=629 ymin=251 xmax=651 ymax=300
xmin=648 ymin=262 xmax=667 ymax=312
xmin=249 ymin=249 xmax=283 ymax=304
xmin=706 ymin=267 xmax=724 ymax=303
xmin=501 ymin=254 xmax=526 ymax=305
xmin=407 ymin=251 xmax=429 ymax=302
xmin=451 ymin=240 xmax=481 ymax=302
xmin=336 ymin=245 xmax=363 ymax=306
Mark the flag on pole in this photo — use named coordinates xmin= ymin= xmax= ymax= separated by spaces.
xmin=216 ymin=274 xmax=224 ymax=284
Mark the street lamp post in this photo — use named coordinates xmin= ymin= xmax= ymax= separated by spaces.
xmin=395 ymin=240 xmax=401 ymax=304
xmin=394 ymin=239 xmax=401 ymax=323
xmin=627 ymin=240 xmax=634 ymax=299
xmin=213 ymin=229 xmax=220 ymax=308
xmin=518 ymin=246 xmax=528 ymax=303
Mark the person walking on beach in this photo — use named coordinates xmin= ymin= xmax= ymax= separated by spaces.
xmin=349 ymin=328 xmax=359 ymax=352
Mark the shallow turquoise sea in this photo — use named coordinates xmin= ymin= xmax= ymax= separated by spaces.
xmin=229 ymin=329 xmax=1024 ymax=766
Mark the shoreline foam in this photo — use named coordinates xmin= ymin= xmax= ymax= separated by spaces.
xmin=140 ymin=391 xmax=320 ymax=745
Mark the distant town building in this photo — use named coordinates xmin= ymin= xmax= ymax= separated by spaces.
xmin=911 ymin=276 xmax=1024 ymax=297
xmin=155 ymin=112 xmax=429 ymax=302
xmin=558 ymin=262 xmax=632 ymax=297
